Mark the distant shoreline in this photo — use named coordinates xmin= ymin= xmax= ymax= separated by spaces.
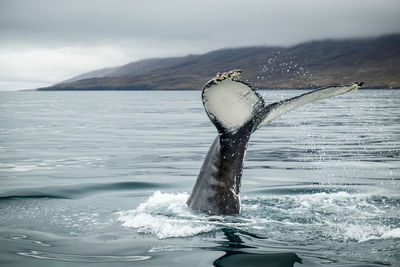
xmin=32 ymin=87 xmax=400 ymax=92
xmin=35 ymin=34 xmax=400 ymax=92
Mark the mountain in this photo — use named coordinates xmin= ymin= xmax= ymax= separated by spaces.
xmin=39 ymin=34 xmax=400 ymax=90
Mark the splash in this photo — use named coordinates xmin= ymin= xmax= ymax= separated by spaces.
xmin=118 ymin=191 xmax=400 ymax=243
xmin=117 ymin=191 xmax=215 ymax=239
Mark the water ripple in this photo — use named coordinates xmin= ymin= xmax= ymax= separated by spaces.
xmin=0 ymin=181 xmax=166 ymax=200
xmin=18 ymin=250 xmax=151 ymax=262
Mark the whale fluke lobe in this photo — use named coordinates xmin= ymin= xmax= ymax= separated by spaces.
xmin=187 ymin=71 xmax=362 ymax=215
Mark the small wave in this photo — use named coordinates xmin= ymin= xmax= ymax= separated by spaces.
xmin=0 ymin=157 xmax=106 ymax=172
xmin=0 ymin=182 xmax=163 ymax=200
xmin=381 ymin=228 xmax=400 ymax=239
xmin=8 ymin=234 xmax=51 ymax=247
xmin=328 ymin=222 xmax=400 ymax=243
xmin=0 ymin=194 xmax=65 ymax=201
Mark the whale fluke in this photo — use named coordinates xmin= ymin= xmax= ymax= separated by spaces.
xmin=187 ymin=72 xmax=362 ymax=215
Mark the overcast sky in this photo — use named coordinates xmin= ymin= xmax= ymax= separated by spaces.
xmin=1 ymin=0 xmax=399 ymax=90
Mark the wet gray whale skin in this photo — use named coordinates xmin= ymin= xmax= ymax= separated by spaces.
xmin=187 ymin=72 xmax=362 ymax=215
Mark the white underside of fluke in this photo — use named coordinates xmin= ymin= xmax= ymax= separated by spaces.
xmin=202 ymin=80 xmax=261 ymax=132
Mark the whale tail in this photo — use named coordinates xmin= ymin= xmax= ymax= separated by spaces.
xmin=188 ymin=71 xmax=362 ymax=215
xmin=202 ymin=72 xmax=362 ymax=133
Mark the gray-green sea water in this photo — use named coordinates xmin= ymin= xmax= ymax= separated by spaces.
xmin=0 ymin=90 xmax=399 ymax=266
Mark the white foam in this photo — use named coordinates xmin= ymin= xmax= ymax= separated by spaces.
xmin=241 ymin=191 xmax=400 ymax=243
xmin=117 ymin=191 xmax=215 ymax=239
xmin=148 ymin=245 xmax=193 ymax=253
xmin=336 ymin=224 xmax=400 ymax=243
xmin=327 ymin=222 xmax=393 ymax=243
xmin=381 ymin=228 xmax=400 ymax=239
xmin=118 ymin=191 xmax=399 ymax=243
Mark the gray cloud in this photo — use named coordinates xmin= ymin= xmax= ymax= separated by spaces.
xmin=1 ymin=0 xmax=399 ymax=90
xmin=2 ymin=0 xmax=400 ymax=46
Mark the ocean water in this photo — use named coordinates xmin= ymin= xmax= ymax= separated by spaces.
xmin=0 ymin=89 xmax=399 ymax=267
